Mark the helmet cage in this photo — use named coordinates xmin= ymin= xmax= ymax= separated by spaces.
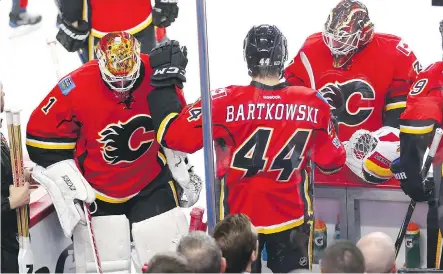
xmin=95 ymin=32 xmax=142 ymax=94
xmin=322 ymin=1 xmax=374 ymax=68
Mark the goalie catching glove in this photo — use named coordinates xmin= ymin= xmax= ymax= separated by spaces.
xmin=163 ymin=148 xmax=202 ymax=207
xmin=32 ymin=160 xmax=96 ymax=238
xmin=344 ymin=126 xmax=400 ymax=184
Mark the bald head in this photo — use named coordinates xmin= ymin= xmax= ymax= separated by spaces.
xmin=357 ymin=232 xmax=395 ymax=273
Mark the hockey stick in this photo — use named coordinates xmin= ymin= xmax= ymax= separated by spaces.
xmin=83 ymin=203 xmax=103 ymax=274
xmin=300 ymin=51 xmax=316 ymax=270
xmin=394 ymin=128 xmax=443 ymax=258
xmin=47 ymin=38 xmax=62 ymax=81
xmin=5 ymin=110 xmax=34 ymax=274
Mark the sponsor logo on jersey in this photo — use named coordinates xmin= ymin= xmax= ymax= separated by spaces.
xmin=319 ymin=79 xmax=375 ymax=127
xmin=58 ymin=76 xmax=76 ymax=95
xmin=97 ymin=114 xmax=155 ymax=165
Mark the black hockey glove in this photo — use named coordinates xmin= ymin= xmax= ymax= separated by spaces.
xmin=391 ymin=158 xmax=433 ymax=202
xmin=150 ymin=40 xmax=188 ymax=89
xmin=153 ymin=0 xmax=179 ymax=28
xmin=56 ymin=19 xmax=90 ymax=52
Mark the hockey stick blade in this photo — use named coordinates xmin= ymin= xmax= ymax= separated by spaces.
xmin=300 ymin=52 xmax=316 ymax=90
xmin=394 ymin=128 xmax=443 ymax=257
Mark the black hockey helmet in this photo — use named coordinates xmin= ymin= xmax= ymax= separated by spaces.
xmin=243 ymin=24 xmax=288 ymax=77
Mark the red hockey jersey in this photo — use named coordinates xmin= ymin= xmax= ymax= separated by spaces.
xmin=26 ymin=54 xmax=185 ymax=202
xmin=86 ymin=0 xmax=153 ymax=35
xmin=283 ymin=32 xmax=420 ymax=187
xmin=400 ymin=61 xmax=443 ymax=163
xmin=155 ymin=81 xmax=346 ymax=234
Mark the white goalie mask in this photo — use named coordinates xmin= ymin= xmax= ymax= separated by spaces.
xmin=344 ymin=126 xmax=400 ymax=184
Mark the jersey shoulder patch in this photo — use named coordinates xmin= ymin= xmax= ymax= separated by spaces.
xmin=58 ymin=75 xmax=76 ymax=96
xmin=211 ymin=87 xmax=228 ymax=100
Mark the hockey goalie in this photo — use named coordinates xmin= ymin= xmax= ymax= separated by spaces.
xmin=283 ymin=0 xmax=420 ymax=185
xmin=27 ymin=32 xmax=201 ymax=273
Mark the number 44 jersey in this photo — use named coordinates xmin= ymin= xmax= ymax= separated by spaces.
xmin=149 ymin=81 xmax=346 ymax=233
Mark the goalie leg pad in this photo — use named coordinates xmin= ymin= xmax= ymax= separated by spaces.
xmin=74 ymin=214 xmax=131 ymax=273
xmin=32 ymin=159 xmax=96 ymax=238
xmin=132 ymin=207 xmax=189 ymax=265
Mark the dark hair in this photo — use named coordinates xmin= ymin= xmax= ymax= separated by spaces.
xmin=177 ymin=231 xmax=223 ymax=273
xmin=145 ymin=253 xmax=192 ymax=273
xmin=321 ymin=240 xmax=365 ymax=273
xmin=213 ymin=214 xmax=257 ymax=273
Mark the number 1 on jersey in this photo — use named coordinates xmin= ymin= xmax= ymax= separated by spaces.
xmin=231 ymin=127 xmax=312 ymax=182
xmin=41 ymin=97 xmax=57 ymax=114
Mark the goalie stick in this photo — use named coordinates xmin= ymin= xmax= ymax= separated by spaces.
xmin=394 ymin=128 xmax=443 ymax=258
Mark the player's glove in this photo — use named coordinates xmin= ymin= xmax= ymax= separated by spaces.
xmin=153 ymin=0 xmax=179 ymax=28
xmin=150 ymin=40 xmax=188 ymax=89
xmin=390 ymin=158 xmax=433 ymax=202
xmin=56 ymin=19 xmax=90 ymax=52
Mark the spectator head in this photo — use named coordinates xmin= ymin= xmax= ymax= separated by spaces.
xmin=357 ymin=232 xmax=396 ymax=273
xmin=213 ymin=214 xmax=259 ymax=273
xmin=320 ymin=240 xmax=365 ymax=273
xmin=177 ymin=231 xmax=226 ymax=273
xmin=145 ymin=252 xmax=192 ymax=273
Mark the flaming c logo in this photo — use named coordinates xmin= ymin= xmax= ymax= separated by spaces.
xmin=97 ymin=114 xmax=155 ymax=165
xmin=319 ymin=79 xmax=376 ymax=127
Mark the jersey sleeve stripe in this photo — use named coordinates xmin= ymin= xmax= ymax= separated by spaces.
xmin=385 ymin=102 xmax=406 ymax=111
xmin=399 ymin=124 xmax=434 ymax=135
xmin=157 ymin=151 xmax=167 ymax=166
xmin=385 ymin=95 xmax=407 ymax=111
xmin=25 ymin=138 xmax=76 ymax=150
xmin=157 ymin=112 xmax=179 ymax=144
xmin=316 ymin=165 xmax=343 ymax=175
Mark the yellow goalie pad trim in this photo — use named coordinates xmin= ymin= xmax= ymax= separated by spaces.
xmin=364 ymin=158 xmax=392 ymax=178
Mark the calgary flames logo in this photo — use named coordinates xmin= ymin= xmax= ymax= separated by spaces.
xmin=319 ymin=79 xmax=375 ymax=127
xmin=97 ymin=114 xmax=155 ymax=165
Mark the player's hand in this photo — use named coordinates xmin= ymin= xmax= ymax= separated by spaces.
xmin=150 ymin=40 xmax=188 ymax=89
xmin=56 ymin=19 xmax=90 ymax=52
xmin=391 ymin=158 xmax=433 ymax=202
xmin=153 ymin=0 xmax=179 ymax=28
xmin=9 ymin=182 xmax=31 ymax=210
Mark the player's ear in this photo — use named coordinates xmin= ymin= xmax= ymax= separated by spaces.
xmin=220 ymin=257 xmax=227 ymax=273
xmin=251 ymin=240 xmax=258 ymax=262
